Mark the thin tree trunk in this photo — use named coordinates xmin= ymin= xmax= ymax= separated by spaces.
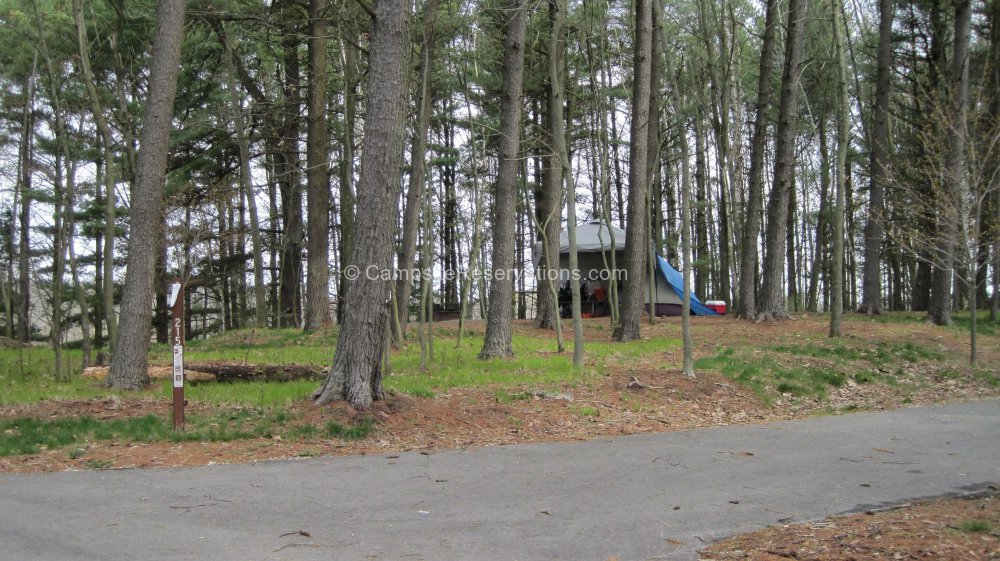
xmin=693 ymin=112 xmax=709 ymax=298
xmin=546 ymin=0 xmax=582 ymax=367
xmin=535 ymin=0 xmax=564 ymax=331
xmin=734 ymin=0 xmax=779 ymax=320
xmin=859 ymin=0 xmax=892 ymax=315
xmin=786 ymin=176 xmax=799 ymax=311
xmin=479 ymin=0 xmax=528 ymax=360
xmin=807 ymin=120 xmax=831 ymax=312
xmin=313 ymin=0 xmax=410 ymax=408
xmin=277 ymin=25 xmax=304 ymax=328
xmin=106 ymin=0 xmax=187 ymax=390
xmin=457 ymin=65 xmax=486 ymax=347
xmin=613 ymin=0 xmax=652 ymax=342
xmin=758 ymin=0 xmax=808 ymax=321
xmin=698 ymin=0 xmax=734 ymax=305
xmin=337 ymin=32 xmax=358 ymax=325
xmin=830 ymin=0 xmax=848 ymax=337
xmin=73 ymin=0 xmax=118 ymax=351
xmin=931 ymin=0 xmax=971 ymax=326
xmin=657 ymin=1 xmax=694 ymax=376
xmin=221 ymin=26 xmax=268 ymax=329
xmin=15 ymin=57 xmax=36 ymax=344
xmin=395 ymin=0 xmax=440 ymax=341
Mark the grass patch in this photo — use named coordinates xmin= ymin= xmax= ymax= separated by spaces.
xmin=696 ymin=346 xmax=849 ymax=402
xmin=494 ymin=390 xmax=533 ymax=404
xmin=767 ymin=341 xmax=942 ymax=366
xmin=957 ymin=519 xmax=993 ymax=534
xmin=0 ymin=410 xmax=376 ymax=457
xmin=172 ymin=379 xmax=316 ymax=409
xmin=383 ymin=332 xmax=672 ymax=396
xmin=325 ymin=417 xmax=374 ymax=440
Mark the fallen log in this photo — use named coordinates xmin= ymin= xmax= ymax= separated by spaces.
xmin=183 ymin=363 xmax=325 ymax=383
xmin=82 ymin=363 xmax=324 ymax=383
xmin=82 ymin=366 xmax=217 ymax=383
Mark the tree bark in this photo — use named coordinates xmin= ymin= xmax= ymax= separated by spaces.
xmin=930 ymin=0 xmax=971 ymax=326
xmin=304 ymin=0 xmax=332 ymax=331
xmin=734 ymin=0 xmax=779 ymax=320
xmin=221 ymin=26 xmax=268 ymax=329
xmin=479 ymin=0 xmax=528 ymax=359
xmin=73 ymin=0 xmax=118 ymax=351
xmin=336 ymin=30 xmax=359 ymax=325
xmin=395 ymin=0 xmax=440 ymax=340
xmin=15 ymin=60 xmax=35 ymax=344
xmin=535 ymin=0 xmax=564 ymax=331
xmin=859 ymin=0 xmax=892 ymax=315
xmin=277 ymin=22 xmax=304 ymax=328
xmin=613 ymin=0 xmax=652 ymax=342
xmin=757 ymin=0 xmax=807 ymax=321
xmin=106 ymin=0 xmax=187 ymax=390
xmin=546 ymin=0 xmax=582 ymax=366
xmin=830 ymin=0 xmax=848 ymax=337
xmin=313 ymin=0 xmax=410 ymax=408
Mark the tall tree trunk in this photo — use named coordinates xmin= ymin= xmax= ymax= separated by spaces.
xmin=613 ymin=0 xmax=652 ymax=342
xmin=693 ymin=112 xmax=709 ymax=298
xmin=336 ymin=32 xmax=358 ymax=324
xmin=395 ymin=0 xmax=440 ymax=340
xmin=931 ymin=0 xmax=971 ymax=326
xmin=277 ymin=26 xmax=304 ymax=328
xmin=546 ymin=0 xmax=582 ymax=366
xmin=830 ymin=0 xmax=848 ymax=337
xmin=535 ymin=0 xmax=564 ymax=330
xmin=51 ymin=157 xmax=66 ymax=380
xmin=734 ymin=0 xmax=779 ymax=320
xmin=698 ymin=0 xmax=734 ymax=305
xmin=656 ymin=0 xmax=694 ymax=376
xmin=304 ymin=0 xmax=331 ymax=331
xmin=807 ymin=119 xmax=831 ymax=312
xmin=990 ymin=0 xmax=1000 ymax=322
xmin=221 ymin=26 xmax=268 ymax=329
xmin=73 ymin=0 xmax=118 ymax=351
xmin=859 ymin=0 xmax=892 ymax=315
xmin=786 ymin=177 xmax=799 ymax=311
xmin=479 ymin=0 xmax=528 ymax=359
xmin=15 ymin=59 xmax=36 ymax=344
xmin=106 ymin=0 xmax=187 ymax=390
xmin=757 ymin=0 xmax=807 ymax=321
xmin=313 ymin=0 xmax=410 ymax=408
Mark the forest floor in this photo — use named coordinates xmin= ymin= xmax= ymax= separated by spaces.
xmin=2 ymin=313 xmax=999 ymax=558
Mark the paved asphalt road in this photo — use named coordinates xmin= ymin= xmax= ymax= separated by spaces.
xmin=1 ymin=399 xmax=997 ymax=561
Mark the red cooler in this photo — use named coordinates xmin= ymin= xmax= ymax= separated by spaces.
xmin=705 ymin=300 xmax=727 ymax=315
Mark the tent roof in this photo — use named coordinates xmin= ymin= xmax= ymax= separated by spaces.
xmin=557 ymin=220 xmax=626 ymax=253
xmin=532 ymin=221 xmax=626 ymax=266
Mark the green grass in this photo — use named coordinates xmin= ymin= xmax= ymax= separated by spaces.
xmin=957 ymin=519 xmax=993 ymax=534
xmin=696 ymin=332 xmax=957 ymax=403
xmin=0 ymin=409 xmax=376 ymax=457
xmin=385 ymin=331 xmax=678 ymax=397
xmin=950 ymin=311 xmax=1000 ymax=337
xmin=169 ymin=379 xmax=317 ymax=408
xmin=767 ymin=341 xmax=942 ymax=366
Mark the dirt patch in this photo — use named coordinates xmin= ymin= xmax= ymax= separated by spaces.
xmin=701 ymin=490 xmax=1000 ymax=560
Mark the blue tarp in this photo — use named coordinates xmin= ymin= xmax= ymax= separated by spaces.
xmin=655 ymin=255 xmax=718 ymax=316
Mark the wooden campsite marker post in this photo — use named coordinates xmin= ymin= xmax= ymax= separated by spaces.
xmin=168 ymin=279 xmax=185 ymax=431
